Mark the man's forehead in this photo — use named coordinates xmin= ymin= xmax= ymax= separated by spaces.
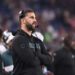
xmin=26 ymin=12 xmax=36 ymax=17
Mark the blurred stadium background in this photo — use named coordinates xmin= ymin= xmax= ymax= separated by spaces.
xmin=0 ymin=0 xmax=75 ymax=51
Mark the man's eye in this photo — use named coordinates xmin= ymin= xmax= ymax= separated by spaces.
xmin=30 ymin=16 xmax=34 ymax=19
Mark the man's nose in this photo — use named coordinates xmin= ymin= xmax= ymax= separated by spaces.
xmin=34 ymin=18 xmax=37 ymax=22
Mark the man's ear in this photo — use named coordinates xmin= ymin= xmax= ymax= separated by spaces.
xmin=21 ymin=18 xmax=25 ymax=24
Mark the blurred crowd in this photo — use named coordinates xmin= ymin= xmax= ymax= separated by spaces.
xmin=0 ymin=0 xmax=75 ymax=75
xmin=0 ymin=0 xmax=75 ymax=50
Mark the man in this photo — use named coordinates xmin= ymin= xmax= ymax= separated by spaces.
xmin=0 ymin=29 xmax=7 ymax=75
xmin=54 ymin=31 xmax=75 ymax=75
xmin=2 ymin=31 xmax=14 ymax=75
xmin=11 ymin=9 xmax=52 ymax=75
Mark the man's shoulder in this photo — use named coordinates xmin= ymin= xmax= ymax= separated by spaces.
xmin=13 ymin=34 xmax=26 ymax=41
xmin=54 ymin=48 xmax=66 ymax=57
xmin=55 ymin=48 xmax=64 ymax=53
xmin=12 ymin=35 xmax=26 ymax=46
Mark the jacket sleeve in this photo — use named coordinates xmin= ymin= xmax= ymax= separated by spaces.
xmin=36 ymin=41 xmax=52 ymax=66
xmin=11 ymin=36 xmax=39 ymax=66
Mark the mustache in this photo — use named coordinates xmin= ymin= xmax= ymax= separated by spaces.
xmin=32 ymin=21 xmax=37 ymax=24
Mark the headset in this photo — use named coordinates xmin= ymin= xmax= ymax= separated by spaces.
xmin=19 ymin=9 xmax=34 ymax=19
xmin=19 ymin=10 xmax=25 ymax=19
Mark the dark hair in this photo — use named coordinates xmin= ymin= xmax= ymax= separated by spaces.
xmin=64 ymin=32 xmax=75 ymax=47
xmin=0 ymin=29 xmax=3 ymax=38
xmin=64 ymin=38 xmax=70 ymax=47
xmin=19 ymin=9 xmax=34 ymax=19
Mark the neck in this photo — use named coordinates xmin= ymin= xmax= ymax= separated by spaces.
xmin=21 ymin=24 xmax=32 ymax=36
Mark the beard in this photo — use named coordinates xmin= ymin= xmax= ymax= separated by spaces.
xmin=26 ymin=22 xmax=37 ymax=32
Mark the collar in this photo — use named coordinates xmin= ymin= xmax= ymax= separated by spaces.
xmin=17 ymin=29 xmax=33 ymax=38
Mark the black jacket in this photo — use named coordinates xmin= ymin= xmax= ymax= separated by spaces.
xmin=11 ymin=30 xmax=52 ymax=75
xmin=54 ymin=47 xmax=75 ymax=75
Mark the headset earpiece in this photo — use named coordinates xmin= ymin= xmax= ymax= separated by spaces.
xmin=19 ymin=10 xmax=25 ymax=19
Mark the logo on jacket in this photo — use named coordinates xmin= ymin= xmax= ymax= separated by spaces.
xmin=36 ymin=43 xmax=41 ymax=50
xmin=29 ymin=42 xmax=41 ymax=50
xmin=29 ymin=42 xmax=35 ymax=48
xmin=20 ymin=43 xmax=25 ymax=48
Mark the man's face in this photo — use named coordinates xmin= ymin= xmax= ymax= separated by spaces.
xmin=24 ymin=12 xmax=37 ymax=31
